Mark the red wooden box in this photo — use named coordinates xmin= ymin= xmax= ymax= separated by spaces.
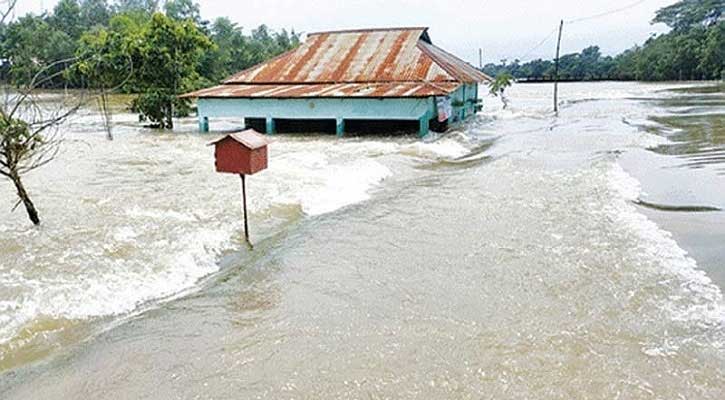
xmin=208 ymin=129 xmax=269 ymax=175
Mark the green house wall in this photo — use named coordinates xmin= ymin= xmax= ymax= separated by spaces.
xmin=196 ymin=83 xmax=480 ymax=138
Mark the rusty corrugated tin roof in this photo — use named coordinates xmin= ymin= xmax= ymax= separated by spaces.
xmin=182 ymin=82 xmax=462 ymax=99
xmin=206 ymin=129 xmax=268 ymax=149
xmin=417 ymin=41 xmax=491 ymax=83
xmin=224 ymin=27 xmax=489 ymax=85
xmin=185 ymin=27 xmax=490 ymax=99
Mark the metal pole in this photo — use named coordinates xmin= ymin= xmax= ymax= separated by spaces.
xmin=554 ymin=19 xmax=564 ymax=113
xmin=479 ymin=48 xmax=483 ymax=69
xmin=240 ymin=174 xmax=249 ymax=242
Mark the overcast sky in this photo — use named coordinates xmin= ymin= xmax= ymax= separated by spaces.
xmin=16 ymin=0 xmax=675 ymax=64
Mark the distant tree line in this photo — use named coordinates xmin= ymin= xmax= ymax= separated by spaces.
xmin=483 ymin=0 xmax=724 ymax=81
xmin=0 ymin=0 xmax=301 ymax=127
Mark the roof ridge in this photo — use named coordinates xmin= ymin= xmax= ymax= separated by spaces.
xmin=417 ymin=41 xmax=492 ymax=83
xmin=218 ymin=27 xmax=488 ymax=85
xmin=220 ymin=80 xmax=459 ymax=85
xmin=307 ymin=27 xmax=428 ymax=36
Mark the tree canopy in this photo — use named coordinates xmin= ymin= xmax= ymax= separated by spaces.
xmin=483 ymin=0 xmax=724 ymax=82
xmin=1 ymin=0 xmax=301 ymax=128
xmin=653 ymin=0 xmax=724 ymax=31
xmin=1 ymin=0 xmax=300 ymax=89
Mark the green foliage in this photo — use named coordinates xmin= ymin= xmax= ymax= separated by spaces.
xmin=164 ymin=0 xmax=201 ymax=23
xmin=699 ymin=22 xmax=725 ymax=79
xmin=1 ymin=15 xmax=76 ymax=87
xmin=114 ymin=0 xmax=160 ymax=14
xmin=80 ymin=0 xmax=112 ymax=29
xmin=51 ymin=0 xmax=83 ymax=39
xmin=653 ymin=0 xmax=724 ymax=31
xmin=131 ymin=90 xmax=176 ymax=128
xmin=489 ymin=73 xmax=513 ymax=96
xmin=74 ymin=27 xmax=131 ymax=89
xmin=199 ymin=19 xmax=300 ymax=84
xmin=1 ymin=0 xmax=302 ymax=129
xmin=484 ymin=18 xmax=724 ymax=82
xmin=0 ymin=0 xmax=301 ymax=128
xmin=483 ymin=46 xmax=620 ymax=81
xmin=107 ymin=12 xmax=212 ymax=128
xmin=0 ymin=116 xmax=36 ymax=159
xmin=2 ymin=0 xmax=301 ymax=91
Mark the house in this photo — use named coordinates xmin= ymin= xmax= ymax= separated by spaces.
xmin=182 ymin=27 xmax=491 ymax=137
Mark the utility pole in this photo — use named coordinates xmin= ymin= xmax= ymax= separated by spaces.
xmin=553 ymin=20 xmax=564 ymax=113
xmin=479 ymin=48 xmax=483 ymax=69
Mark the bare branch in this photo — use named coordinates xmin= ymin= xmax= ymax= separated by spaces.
xmin=0 ymin=0 xmax=18 ymax=25
xmin=0 ymin=52 xmax=88 ymax=225
xmin=7 ymin=57 xmax=80 ymax=120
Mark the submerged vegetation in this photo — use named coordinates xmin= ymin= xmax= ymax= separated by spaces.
xmin=483 ymin=0 xmax=724 ymax=81
xmin=488 ymin=73 xmax=513 ymax=108
xmin=0 ymin=0 xmax=301 ymax=127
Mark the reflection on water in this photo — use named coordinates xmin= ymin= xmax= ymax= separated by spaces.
xmin=648 ymin=84 xmax=725 ymax=175
xmin=1 ymin=82 xmax=724 ymax=399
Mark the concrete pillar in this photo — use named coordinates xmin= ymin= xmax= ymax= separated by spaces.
xmin=198 ymin=116 xmax=209 ymax=132
xmin=418 ymin=112 xmax=430 ymax=138
xmin=265 ymin=117 xmax=276 ymax=134
xmin=336 ymin=118 xmax=345 ymax=137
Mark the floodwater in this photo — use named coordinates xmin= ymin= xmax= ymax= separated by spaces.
xmin=0 ymin=82 xmax=724 ymax=398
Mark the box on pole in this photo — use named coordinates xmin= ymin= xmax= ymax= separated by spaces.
xmin=208 ymin=129 xmax=269 ymax=243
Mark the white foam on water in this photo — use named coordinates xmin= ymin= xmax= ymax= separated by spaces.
xmin=0 ymin=224 xmax=234 ymax=345
xmin=606 ymin=163 xmax=725 ymax=325
xmin=400 ymin=138 xmax=470 ymax=160
xmin=125 ymin=206 xmax=198 ymax=222
xmin=269 ymin=155 xmax=393 ymax=216
xmin=0 ymin=138 xmax=405 ymax=349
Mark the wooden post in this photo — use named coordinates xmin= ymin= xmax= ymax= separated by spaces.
xmin=554 ymin=20 xmax=564 ymax=113
xmin=479 ymin=48 xmax=483 ymax=69
xmin=240 ymin=174 xmax=249 ymax=242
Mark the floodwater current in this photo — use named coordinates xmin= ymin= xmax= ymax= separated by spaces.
xmin=0 ymin=82 xmax=724 ymax=398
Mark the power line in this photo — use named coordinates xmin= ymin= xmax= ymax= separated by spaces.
xmin=516 ymin=27 xmax=559 ymax=61
xmin=566 ymin=0 xmax=649 ymax=24
xmin=510 ymin=0 xmax=651 ymax=62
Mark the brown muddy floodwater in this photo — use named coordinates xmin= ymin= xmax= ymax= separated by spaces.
xmin=0 ymin=82 xmax=724 ymax=399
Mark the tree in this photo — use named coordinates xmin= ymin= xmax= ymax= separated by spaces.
xmin=164 ymin=0 xmax=201 ymax=23
xmin=74 ymin=27 xmax=134 ymax=139
xmin=198 ymin=17 xmax=249 ymax=83
xmin=653 ymin=0 xmax=724 ymax=31
xmin=2 ymin=15 xmax=77 ymax=87
xmin=489 ymin=73 xmax=513 ymax=108
xmin=114 ymin=0 xmax=160 ymax=14
xmin=699 ymin=22 xmax=725 ymax=79
xmin=79 ymin=0 xmax=112 ymax=29
xmin=129 ymin=13 xmax=213 ymax=129
xmin=50 ymin=0 xmax=83 ymax=39
xmin=197 ymin=20 xmax=300 ymax=85
xmin=1 ymin=0 xmax=82 ymax=225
